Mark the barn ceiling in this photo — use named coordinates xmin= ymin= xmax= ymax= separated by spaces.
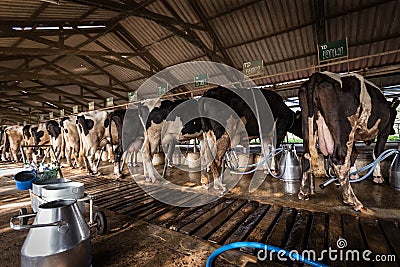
xmin=0 ymin=0 xmax=400 ymax=124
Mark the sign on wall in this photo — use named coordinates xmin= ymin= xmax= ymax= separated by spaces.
xmin=88 ymin=102 xmax=95 ymax=111
xmin=106 ymin=97 xmax=114 ymax=107
xmin=73 ymin=105 xmax=79 ymax=114
xmin=39 ymin=115 xmax=44 ymax=121
xmin=49 ymin=112 xmax=53 ymax=119
xmin=128 ymin=91 xmax=137 ymax=102
xmin=243 ymin=59 xmax=264 ymax=76
xmin=318 ymin=38 xmax=348 ymax=62
xmin=157 ymin=83 xmax=168 ymax=95
xmin=60 ymin=109 xmax=65 ymax=117
xmin=194 ymin=73 xmax=209 ymax=87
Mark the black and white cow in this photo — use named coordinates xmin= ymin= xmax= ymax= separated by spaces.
xmin=0 ymin=127 xmax=10 ymax=161
xmin=29 ymin=123 xmax=50 ymax=163
xmin=198 ymin=86 xmax=303 ymax=190
xmin=107 ymin=109 xmax=128 ymax=178
xmin=46 ymin=120 xmax=64 ymax=161
xmin=298 ymin=72 xmax=397 ymax=211
xmin=1 ymin=125 xmax=23 ymax=162
xmin=76 ymin=110 xmax=116 ymax=175
xmin=61 ymin=116 xmax=83 ymax=168
xmin=138 ymin=99 xmax=202 ymax=183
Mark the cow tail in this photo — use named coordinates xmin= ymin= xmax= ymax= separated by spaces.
xmin=306 ymin=73 xmax=317 ymax=118
xmin=108 ymin=112 xmax=114 ymax=148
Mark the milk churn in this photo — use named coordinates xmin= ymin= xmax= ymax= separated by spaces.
xmin=279 ymin=144 xmax=301 ymax=181
xmin=390 ymin=152 xmax=400 ymax=191
xmin=10 ymin=199 xmax=91 ymax=267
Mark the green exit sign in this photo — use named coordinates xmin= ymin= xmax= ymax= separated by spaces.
xmin=49 ymin=112 xmax=53 ymax=119
xmin=88 ymin=102 xmax=95 ymax=111
xmin=157 ymin=83 xmax=168 ymax=95
xmin=243 ymin=59 xmax=264 ymax=76
xmin=60 ymin=109 xmax=65 ymax=116
xmin=106 ymin=97 xmax=114 ymax=107
xmin=73 ymin=105 xmax=79 ymax=114
xmin=318 ymin=38 xmax=348 ymax=62
xmin=128 ymin=91 xmax=137 ymax=102
xmin=194 ymin=73 xmax=208 ymax=87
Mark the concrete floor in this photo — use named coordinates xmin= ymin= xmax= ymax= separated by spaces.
xmin=128 ymin=162 xmax=400 ymax=222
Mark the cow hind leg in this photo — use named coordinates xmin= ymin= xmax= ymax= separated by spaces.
xmin=349 ymin=145 xmax=359 ymax=180
xmin=334 ymin=164 xmax=364 ymax=211
xmin=372 ymin=134 xmax=387 ymax=184
xmin=298 ymin=153 xmax=312 ymax=200
xmin=212 ymin=133 xmax=231 ymax=192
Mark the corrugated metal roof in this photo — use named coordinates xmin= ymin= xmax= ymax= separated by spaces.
xmin=0 ymin=0 xmax=399 ymax=123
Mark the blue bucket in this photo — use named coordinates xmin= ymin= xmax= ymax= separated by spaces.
xmin=14 ymin=170 xmax=37 ymax=190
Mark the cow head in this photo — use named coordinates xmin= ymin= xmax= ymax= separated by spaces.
xmin=181 ymin=118 xmax=202 ymax=137
xmin=30 ymin=126 xmax=44 ymax=150
xmin=22 ymin=125 xmax=31 ymax=139
xmin=45 ymin=120 xmax=61 ymax=139
xmin=76 ymin=115 xmax=94 ymax=136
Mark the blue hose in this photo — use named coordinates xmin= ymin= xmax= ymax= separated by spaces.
xmin=206 ymin=242 xmax=328 ymax=267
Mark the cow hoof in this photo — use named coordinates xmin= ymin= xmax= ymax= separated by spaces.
xmin=298 ymin=192 xmax=309 ymax=200
xmin=373 ymin=176 xmax=384 ymax=184
xmin=350 ymin=174 xmax=359 ymax=180
xmin=353 ymin=203 xmax=364 ymax=212
xmin=114 ymin=173 xmax=124 ymax=179
xmin=145 ymin=177 xmax=152 ymax=183
xmin=202 ymin=183 xmax=210 ymax=190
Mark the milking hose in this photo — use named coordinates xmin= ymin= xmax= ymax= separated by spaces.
xmin=206 ymin=242 xmax=328 ymax=267
xmin=320 ymin=149 xmax=400 ymax=189
xmin=228 ymin=148 xmax=285 ymax=177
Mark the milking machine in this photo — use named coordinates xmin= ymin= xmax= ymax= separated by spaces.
xmin=223 ymin=143 xmax=301 ymax=185
xmin=320 ymin=148 xmax=400 ymax=190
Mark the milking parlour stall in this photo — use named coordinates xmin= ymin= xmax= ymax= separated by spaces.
xmin=0 ymin=1 xmax=399 ymax=267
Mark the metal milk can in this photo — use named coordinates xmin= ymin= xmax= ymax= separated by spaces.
xmin=279 ymin=144 xmax=301 ymax=181
xmin=10 ymin=199 xmax=91 ymax=267
xmin=390 ymin=152 xmax=400 ymax=191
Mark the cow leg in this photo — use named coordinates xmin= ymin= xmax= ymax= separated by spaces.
xmin=334 ymin=164 xmax=364 ymax=211
xmin=372 ymin=133 xmax=387 ymax=184
xmin=298 ymin=153 xmax=312 ymax=200
xmin=142 ymin=137 xmax=157 ymax=183
xmin=200 ymin=132 xmax=217 ymax=189
xmin=349 ymin=145 xmax=359 ymax=180
xmin=162 ymin=140 xmax=176 ymax=178
xmin=213 ymin=132 xmax=231 ymax=192
xmin=112 ymin=143 xmax=124 ymax=178
xmin=11 ymin=147 xmax=19 ymax=162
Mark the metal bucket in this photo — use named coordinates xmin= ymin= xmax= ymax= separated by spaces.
xmin=390 ymin=153 xmax=400 ymax=191
xmin=279 ymin=145 xmax=301 ymax=181
xmin=10 ymin=199 xmax=91 ymax=267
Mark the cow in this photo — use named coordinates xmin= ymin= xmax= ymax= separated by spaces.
xmin=138 ymin=99 xmax=203 ymax=183
xmin=61 ymin=116 xmax=83 ymax=168
xmin=106 ymin=109 xmax=127 ymax=178
xmin=0 ymin=127 xmax=10 ymax=161
xmin=28 ymin=123 xmax=50 ymax=164
xmin=45 ymin=120 xmax=65 ymax=162
xmin=76 ymin=110 xmax=116 ymax=175
xmin=298 ymin=71 xmax=396 ymax=211
xmin=198 ymin=86 xmax=303 ymax=191
xmin=1 ymin=125 xmax=23 ymax=162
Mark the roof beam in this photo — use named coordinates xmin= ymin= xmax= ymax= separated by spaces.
xmin=65 ymin=0 xmax=206 ymax=31
xmin=0 ymin=47 xmax=142 ymax=57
